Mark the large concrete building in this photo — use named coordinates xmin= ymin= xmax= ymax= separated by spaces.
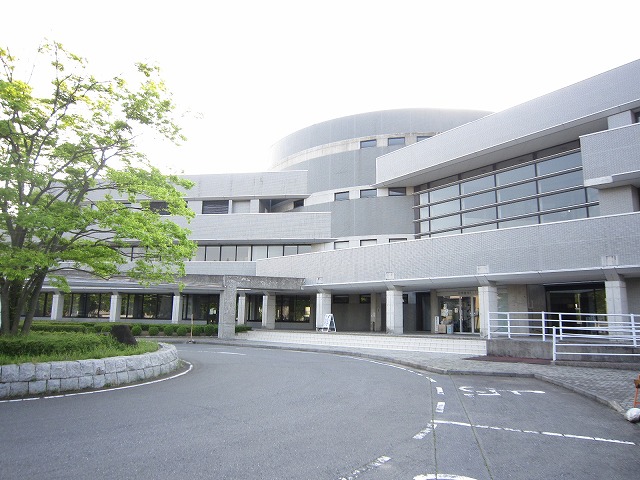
xmin=41 ymin=60 xmax=640 ymax=340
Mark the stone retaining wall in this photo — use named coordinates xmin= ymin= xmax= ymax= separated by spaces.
xmin=0 ymin=343 xmax=180 ymax=399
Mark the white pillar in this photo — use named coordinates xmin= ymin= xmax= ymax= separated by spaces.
xmin=109 ymin=293 xmax=122 ymax=323
xmin=237 ymin=293 xmax=246 ymax=325
xmin=315 ymin=292 xmax=332 ymax=330
xmin=370 ymin=293 xmax=381 ymax=331
xmin=386 ymin=289 xmax=403 ymax=334
xmin=171 ymin=294 xmax=182 ymax=324
xmin=478 ymin=285 xmax=498 ymax=338
xmin=262 ymin=293 xmax=276 ymax=330
xmin=50 ymin=293 xmax=64 ymax=321
xmin=605 ymin=279 xmax=628 ymax=336
xmin=218 ymin=286 xmax=237 ymax=339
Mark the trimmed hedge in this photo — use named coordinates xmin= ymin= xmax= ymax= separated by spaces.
xmin=0 ymin=332 xmax=114 ymax=356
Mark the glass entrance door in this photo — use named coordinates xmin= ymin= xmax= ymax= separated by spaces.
xmin=438 ymin=294 xmax=479 ymax=334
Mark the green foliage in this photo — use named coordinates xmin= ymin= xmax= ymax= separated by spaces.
xmin=176 ymin=325 xmax=187 ymax=336
xmin=30 ymin=323 xmax=88 ymax=333
xmin=204 ymin=324 xmax=215 ymax=336
xmin=0 ymin=332 xmax=158 ymax=364
xmin=235 ymin=325 xmax=252 ymax=333
xmin=148 ymin=326 xmax=159 ymax=336
xmin=130 ymin=325 xmax=142 ymax=336
xmin=101 ymin=324 xmax=113 ymax=333
xmin=192 ymin=325 xmax=203 ymax=336
xmin=0 ymin=42 xmax=197 ymax=336
xmin=162 ymin=324 xmax=174 ymax=336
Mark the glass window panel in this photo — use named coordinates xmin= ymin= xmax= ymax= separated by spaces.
xmin=463 ymin=224 xmax=497 ymax=233
xmin=539 ymin=190 xmax=586 ymax=211
xmin=297 ymin=245 xmax=312 ymax=254
xmin=149 ymin=201 xmax=169 ymax=215
xmin=236 ymin=245 xmax=251 ymax=261
xmin=460 ymin=175 xmax=495 ymax=194
xmin=498 ymin=199 xmax=538 ymax=218
xmin=283 ymin=245 xmax=298 ymax=256
xmin=586 ymin=187 xmax=599 ymax=202
xmin=462 ymin=207 xmax=497 ymax=225
xmin=252 ymin=245 xmax=267 ymax=260
xmin=540 ymin=208 xmax=587 ymax=223
xmin=429 ymin=184 xmax=459 ymax=202
xmin=334 ymin=241 xmax=349 ymax=250
xmin=335 ymin=191 xmax=349 ymax=201
xmin=267 ymin=245 xmax=284 ymax=258
xmin=497 ymin=182 xmax=537 ymax=202
xmin=419 ymin=221 xmax=430 ymax=233
xmin=232 ymin=200 xmax=250 ymax=213
xmin=499 ymin=216 xmax=539 ymax=228
xmin=430 ymin=199 xmax=460 ymax=216
xmin=194 ymin=246 xmax=206 ymax=261
xmin=538 ymin=170 xmax=583 ymax=193
xmin=535 ymin=141 xmax=579 ymax=159
xmin=207 ymin=245 xmax=220 ymax=261
xmin=416 ymin=135 xmax=431 ymax=142
xmin=496 ymin=164 xmax=536 ymax=186
xmin=202 ymin=200 xmax=229 ymax=214
xmin=420 ymin=207 xmax=429 ymax=219
xmin=430 ymin=214 xmax=460 ymax=231
xmin=388 ymin=137 xmax=405 ymax=146
xmin=588 ymin=205 xmax=600 ymax=217
xmin=461 ymin=191 xmax=496 ymax=209
xmin=419 ymin=193 xmax=429 ymax=205
xmin=536 ymin=152 xmax=582 ymax=175
xmin=389 ymin=187 xmax=406 ymax=196
xmin=360 ymin=139 xmax=376 ymax=148
xmin=389 ymin=238 xmax=406 ymax=242
xmin=360 ymin=239 xmax=376 ymax=246
xmin=360 ymin=188 xmax=377 ymax=198
xmin=220 ymin=246 xmax=236 ymax=261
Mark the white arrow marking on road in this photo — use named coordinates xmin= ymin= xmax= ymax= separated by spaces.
xmin=436 ymin=401 xmax=446 ymax=413
xmin=414 ymin=474 xmax=477 ymax=480
xmin=436 ymin=386 xmax=444 ymax=395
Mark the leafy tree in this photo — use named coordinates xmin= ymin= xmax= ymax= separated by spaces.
xmin=0 ymin=42 xmax=197 ymax=335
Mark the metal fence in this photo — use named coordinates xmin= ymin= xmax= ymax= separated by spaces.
xmin=488 ymin=311 xmax=639 ymax=361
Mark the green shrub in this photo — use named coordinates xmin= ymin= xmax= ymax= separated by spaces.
xmin=148 ymin=326 xmax=159 ymax=336
xmin=163 ymin=324 xmax=174 ymax=336
xmin=176 ymin=326 xmax=188 ymax=336
xmin=101 ymin=324 xmax=113 ymax=333
xmin=30 ymin=323 xmax=87 ymax=333
xmin=140 ymin=324 xmax=150 ymax=332
xmin=130 ymin=325 xmax=142 ymax=336
xmin=192 ymin=325 xmax=203 ymax=336
xmin=235 ymin=325 xmax=252 ymax=333
xmin=204 ymin=324 xmax=215 ymax=336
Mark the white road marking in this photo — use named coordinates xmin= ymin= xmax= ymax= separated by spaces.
xmin=216 ymin=351 xmax=246 ymax=355
xmin=345 ymin=356 xmax=437 ymax=382
xmin=338 ymin=455 xmax=391 ymax=480
xmin=435 ymin=401 xmax=446 ymax=413
xmin=415 ymin=475 xmax=477 ymax=480
xmin=0 ymin=362 xmax=194 ymax=404
xmin=459 ymin=386 xmax=545 ymax=397
xmin=413 ymin=424 xmax=438 ymax=439
xmin=436 ymin=386 xmax=444 ymax=395
xmin=432 ymin=420 xmax=636 ymax=446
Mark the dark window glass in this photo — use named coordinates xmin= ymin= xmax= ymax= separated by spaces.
xmin=497 ymin=182 xmax=537 ymax=202
xmin=461 ymin=191 xmax=496 ymax=209
xmin=498 ymin=199 xmax=538 ymax=218
xmin=182 ymin=294 xmax=219 ymax=323
xmin=417 ymin=135 xmax=431 ymax=142
xmin=360 ymin=239 xmax=376 ymax=246
xmin=496 ymin=164 xmax=536 ymax=186
xmin=360 ymin=139 xmax=377 ymax=148
xmin=538 ymin=190 xmax=586 ymax=211
xmin=389 ymin=187 xmax=406 ymax=196
xmin=388 ymin=137 xmax=405 ymax=146
xmin=236 ymin=246 xmax=251 ymax=261
xmin=335 ymin=191 xmax=349 ymax=201
xmin=536 ymin=152 xmax=582 ymax=175
xmin=538 ymin=170 xmax=583 ymax=193
xmin=462 ymin=207 xmax=497 ymax=225
xmin=202 ymin=200 xmax=229 ymax=214
xmin=360 ymin=188 xmax=377 ymax=198
xmin=293 ymin=199 xmax=304 ymax=208
xmin=252 ymin=245 xmax=267 ymax=260
xmin=220 ymin=246 xmax=236 ymax=261
xmin=430 ymin=199 xmax=460 ymax=216
xmin=535 ymin=141 xmax=580 ymax=159
xmin=389 ymin=238 xmax=406 ymax=242
xmin=360 ymin=295 xmax=371 ymax=304
xmin=149 ymin=201 xmax=169 ymax=215
xmin=275 ymin=295 xmax=311 ymax=322
xmin=333 ymin=295 xmax=349 ymax=304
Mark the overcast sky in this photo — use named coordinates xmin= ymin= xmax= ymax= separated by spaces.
xmin=3 ymin=0 xmax=640 ymax=174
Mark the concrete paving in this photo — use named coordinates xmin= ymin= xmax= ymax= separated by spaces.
xmin=195 ymin=336 xmax=640 ymax=415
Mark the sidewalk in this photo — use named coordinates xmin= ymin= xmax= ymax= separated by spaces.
xmin=199 ymin=336 xmax=640 ymax=414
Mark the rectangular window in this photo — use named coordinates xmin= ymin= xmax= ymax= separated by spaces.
xmin=283 ymin=245 xmax=298 ymax=256
xmin=498 ymin=199 xmax=538 ymax=218
xmin=430 ymin=199 xmax=460 ymax=217
xmin=417 ymin=135 xmax=431 ymax=142
xmin=232 ymin=200 xmax=250 ymax=213
xmin=540 ymin=208 xmax=587 ymax=223
xmin=360 ymin=239 xmax=376 ymax=246
xmin=360 ymin=139 xmax=377 ymax=148
xmin=293 ymin=199 xmax=304 ymax=208
xmin=220 ymin=246 xmax=236 ymax=261
xmin=202 ymin=200 xmax=229 ymax=214
xmin=297 ymin=245 xmax=312 ymax=254
xmin=335 ymin=191 xmax=349 ymax=201
xmin=267 ymin=245 xmax=284 ymax=258
xmin=497 ymin=181 xmax=537 ymax=202
xmin=149 ymin=201 xmax=169 ymax=215
xmin=461 ymin=191 xmax=496 ymax=210
xmin=536 ymin=152 xmax=582 ymax=175
xmin=236 ymin=245 xmax=251 ymax=261
xmin=462 ymin=207 xmax=497 ymax=225
xmin=334 ymin=241 xmax=349 ymax=250
xmin=389 ymin=187 xmax=406 ymax=196
xmin=360 ymin=188 xmax=377 ymax=198
xmin=499 ymin=216 xmax=539 ymax=229
xmin=430 ymin=214 xmax=461 ymax=231
xmin=460 ymin=175 xmax=495 ymax=194
xmin=388 ymin=137 xmax=405 ymax=146
xmin=207 ymin=245 xmax=221 ymax=261
xmin=538 ymin=190 xmax=586 ymax=211
xmin=252 ymin=245 xmax=267 ymax=260
xmin=359 ymin=295 xmax=371 ymax=304
xmin=496 ymin=164 xmax=536 ymax=186
xmin=194 ymin=246 xmax=206 ymax=261
xmin=389 ymin=238 xmax=406 ymax=242
xmin=537 ymin=170 xmax=584 ymax=193
xmin=333 ymin=295 xmax=349 ymax=304
xmin=429 ymin=184 xmax=459 ymax=202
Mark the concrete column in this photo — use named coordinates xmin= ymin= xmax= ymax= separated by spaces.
xmin=605 ymin=280 xmax=628 ymax=336
xmin=171 ymin=294 xmax=183 ymax=324
xmin=262 ymin=293 xmax=276 ymax=329
xmin=478 ymin=285 xmax=498 ymax=338
xmin=50 ymin=293 xmax=64 ymax=321
xmin=237 ymin=293 xmax=246 ymax=325
xmin=315 ymin=292 xmax=332 ymax=330
xmin=109 ymin=293 xmax=122 ymax=323
xmin=386 ymin=289 xmax=403 ymax=334
xmin=370 ymin=293 xmax=381 ymax=332
xmin=218 ymin=285 xmax=237 ymax=339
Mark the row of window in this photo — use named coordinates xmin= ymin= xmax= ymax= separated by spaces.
xmin=359 ymin=135 xmax=433 ymax=149
xmin=194 ymin=244 xmax=312 ymax=261
xmin=415 ymin=144 xmax=599 ymax=236
xmin=334 ymin=238 xmax=407 ymax=249
xmin=335 ymin=187 xmax=406 ymax=201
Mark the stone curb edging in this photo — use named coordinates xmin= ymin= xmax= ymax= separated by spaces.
xmin=0 ymin=343 xmax=179 ymax=399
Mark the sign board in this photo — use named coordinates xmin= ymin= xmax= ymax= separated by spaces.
xmin=319 ymin=313 xmax=336 ymax=332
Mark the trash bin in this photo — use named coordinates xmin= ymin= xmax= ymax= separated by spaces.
xmin=446 ymin=324 xmax=453 ymax=334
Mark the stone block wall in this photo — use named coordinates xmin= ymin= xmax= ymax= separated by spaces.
xmin=0 ymin=343 xmax=179 ymax=399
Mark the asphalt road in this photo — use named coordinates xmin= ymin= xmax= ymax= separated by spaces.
xmin=1 ymin=343 xmax=639 ymax=479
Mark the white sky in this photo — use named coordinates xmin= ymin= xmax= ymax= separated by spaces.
xmin=3 ymin=0 xmax=640 ymax=174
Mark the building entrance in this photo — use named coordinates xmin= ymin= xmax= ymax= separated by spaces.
xmin=437 ymin=292 xmax=479 ymax=334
